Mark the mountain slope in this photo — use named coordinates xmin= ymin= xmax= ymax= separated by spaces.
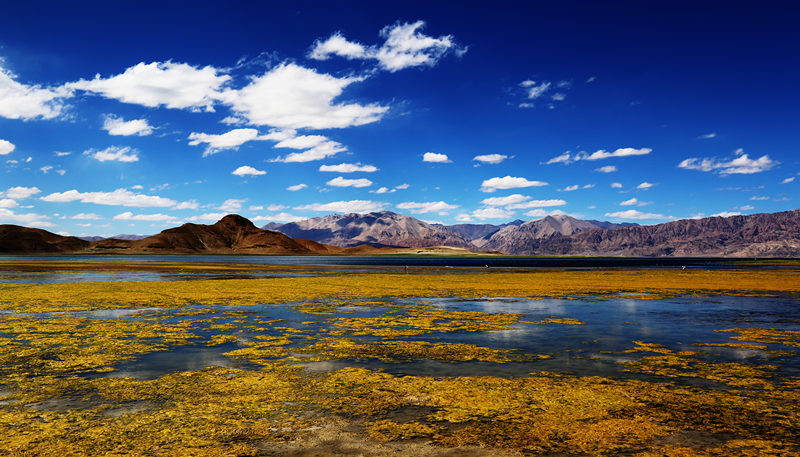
xmin=446 ymin=220 xmax=524 ymax=243
xmin=266 ymin=211 xmax=474 ymax=248
xmin=0 ymin=225 xmax=90 ymax=252
xmin=504 ymin=210 xmax=800 ymax=256
xmin=482 ymin=215 xmax=630 ymax=253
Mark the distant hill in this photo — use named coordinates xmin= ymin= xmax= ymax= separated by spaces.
xmin=446 ymin=220 xmax=525 ymax=244
xmin=265 ymin=211 xmax=474 ymax=248
xmin=78 ymin=234 xmax=149 ymax=242
xmin=481 ymin=215 xmax=635 ymax=253
xmin=518 ymin=209 xmax=800 ymax=257
xmin=0 ymin=225 xmax=90 ymax=253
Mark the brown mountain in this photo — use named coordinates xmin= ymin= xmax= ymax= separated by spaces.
xmin=480 ymin=215 xmax=633 ymax=252
xmin=498 ymin=210 xmax=800 ymax=257
xmin=266 ymin=211 xmax=474 ymax=249
xmin=0 ymin=225 xmax=90 ymax=253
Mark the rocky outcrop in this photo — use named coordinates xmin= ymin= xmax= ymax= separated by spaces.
xmin=482 ymin=215 xmax=630 ymax=254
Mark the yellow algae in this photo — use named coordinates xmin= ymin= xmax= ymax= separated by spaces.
xmin=328 ymin=308 xmax=521 ymax=337
xmin=717 ymin=327 xmax=800 ymax=348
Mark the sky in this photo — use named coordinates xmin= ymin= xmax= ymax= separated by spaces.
xmin=1 ymin=1 xmax=798 ymax=236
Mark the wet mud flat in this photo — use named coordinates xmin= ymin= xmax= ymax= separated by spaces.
xmin=0 ymin=265 xmax=799 ymax=456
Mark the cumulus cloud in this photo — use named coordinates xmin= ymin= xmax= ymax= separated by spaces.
xmin=0 ymin=208 xmax=54 ymax=227
xmin=326 ymin=176 xmax=373 ymax=188
xmin=0 ymin=63 xmax=69 ymax=120
xmin=113 ymin=211 xmax=176 ymax=222
xmin=678 ymin=149 xmax=778 ymax=175
xmin=102 ymin=115 xmax=153 ymax=136
xmin=480 ymin=194 xmax=530 ymax=206
xmin=781 ymin=177 xmax=795 ymax=184
xmin=506 ymin=199 xmax=567 ymax=210
xmin=545 ymin=147 xmax=651 ymax=164
xmin=67 ymin=61 xmax=230 ymax=111
xmin=636 ymin=182 xmax=655 ymax=190
xmin=294 ymin=200 xmax=386 ymax=213
xmin=711 ymin=211 xmax=742 ymax=218
xmin=188 ymin=128 xmax=272 ymax=157
xmin=271 ymin=140 xmax=346 ymax=163
xmin=0 ymin=139 xmax=15 ymax=155
xmin=423 ymin=152 xmax=451 ymax=163
xmin=185 ymin=212 xmax=228 ymax=222
xmin=252 ymin=212 xmax=305 ymax=223
xmin=287 ymin=184 xmax=308 ymax=191
xmin=524 ymin=209 xmax=567 ymax=218
xmin=595 ymin=165 xmax=617 ymax=173
xmin=520 ymin=80 xmax=551 ymax=99
xmin=217 ymin=199 xmax=245 ymax=212
xmin=0 ymin=198 xmax=17 ymax=208
xmin=274 ymin=134 xmax=328 ymax=150
xmin=473 ymin=154 xmax=508 ymax=165
xmin=470 ymin=207 xmax=513 ymax=220
xmin=84 ymin=146 xmax=139 ymax=162
xmin=232 ymin=165 xmax=266 ymax=177
xmin=480 ymin=176 xmax=547 ymax=192
xmin=319 ymin=163 xmax=378 ymax=173
xmin=611 ymin=182 xmax=623 ymax=189
xmin=604 ymin=210 xmax=670 ymax=220
xmin=173 ymin=200 xmax=199 ymax=210
xmin=620 ymin=198 xmax=651 ymax=206
xmin=2 ymin=186 xmax=41 ymax=199
xmin=221 ymin=63 xmax=387 ymax=130
xmin=309 ymin=21 xmax=462 ymax=72
xmin=370 ymin=187 xmax=393 ymax=194
xmin=396 ymin=201 xmax=458 ymax=214
xmin=41 ymin=188 xmax=177 ymax=207
xmin=562 ymin=185 xmax=579 ymax=191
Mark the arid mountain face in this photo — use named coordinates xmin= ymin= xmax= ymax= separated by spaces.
xmin=519 ymin=209 xmax=800 ymax=257
xmin=480 ymin=215 xmax=631 ymax=253
xmin=269 ymin=211 xmax=474 ymax=248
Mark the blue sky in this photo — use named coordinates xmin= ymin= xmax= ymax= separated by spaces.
xmin=1 ymin=1 xmax=798 ymax=236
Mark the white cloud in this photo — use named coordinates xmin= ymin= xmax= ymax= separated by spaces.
xmin=423 ymin=152 xmax=451 ymax=163
xmin=481 ymin=176 xmax=547 ymax=193
xmin=525 ymin=209 xmax=567 ymax=218
xmin=55 ymin=151 xmax=71 ymax=157
xmin=252 ymin=212 xmax=305 ymax=223
xmin=611 ymin=182 xmax=623 ymax=189
xmin=396 ymin=201 xmax=458 ymax=214
xmin=0 ymin=208 xmax=54 ymax=227
xmin=480 ymin=194 xmax=530 ymax=206
xmin=506 ymin=199 xmax=567 ymax=210
xmin=0 ymin=139 xmax=15 ymax=155
xmin=310 ymin=21 xmax=460 ymax=73
xmin=678 ymin=150 xmax=778 ymax=175
xmin=370 ymin=187 xmax=394 ymax=194
xmin=620 ymin=198 xmax=639 ymax=206
xmin=636 ymin=182 xmax=655 ymax=190
xmin=749 ymin=196 xmax=770 ymax=201
xmin=41 ymin=188 xmax=177 ymax=207
xmin=40 ymin=166 xmax=53 ymax=174
xmin=470 ymin=207 xmax=512 ymax=220
xmin=0 ymin=198 xmax=17 ymax=208
xmin=85 ymin=146 xmax=139 ymax=162
xmin=562 ymin=185 xmax=580 ymax=191
xmin=698 ymin=132 xmax=717 ymax=139
xmin=473 ymin=154 xmax=508 ymax=164
xmin=711 ymin=211 xmax=742 ymax=218
xmin=221 ymin=63 xmax=387 ymax=129
xmin=737 ymin=205 xmax=755 ymax=211
xmin=274 ymin=134 xmax=328 ymax=150
xmin=0 ymin=63 xmax=69 ymax=120
xmin=294 ymin=200 xmax=386 ymax=213
xmin=319 ymin=163 xmax=378 ymax=173
xmin=455 ymin=213 xmax=474 ymax=222
xmin=595 ymin=165 xmax=617 ymax=173
xmin=308 ymin=32 xmax=368 ymax=60
xmin=287 ymin=184 xmax=308 ymax=191
xmin=545 ymin=147 xmax=651 ymax=164
xmin=266 ymin=204 xmax=287 ymax=211
xmin=604 ymin=210 xmax=670 ymax=220
xmin=68 ymin=61 xmax=230 ymax=111
xmin=188 ymin=128 xmax=270 ymax=157
xmin=520 ymin=80 xmax=551 ymax=99
xmin=584 ymin=147 xmax=651 ymax=160
xmin=173 ymin=200 xmax=199 ymax=210
xmin=102 ymin=115 xmax=153 ymax=136
xmin=72 ymin=213 xmax=102 ymax=220
xmin=113 ymin=211 xmax=176 ymax=222
xmin=217 ymin=198 xmax=245 ymax=212
xmin=326 ymin=176 xmax=373 ymax=188
xmin=232 ymin=165 xmax=266 ymax=177
xmin=272 ymin=140 xmax=346 ymax=163
xmin=781 ymin=177 xmax=795 ymax=184
xmin=2 ymin=186 xmax=41 ymax=199
xmin=395 ymin=183 xmax=410 ymax=190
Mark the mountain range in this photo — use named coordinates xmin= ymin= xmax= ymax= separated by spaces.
xmin=1 ymin=209 xmax=799 ymax=256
